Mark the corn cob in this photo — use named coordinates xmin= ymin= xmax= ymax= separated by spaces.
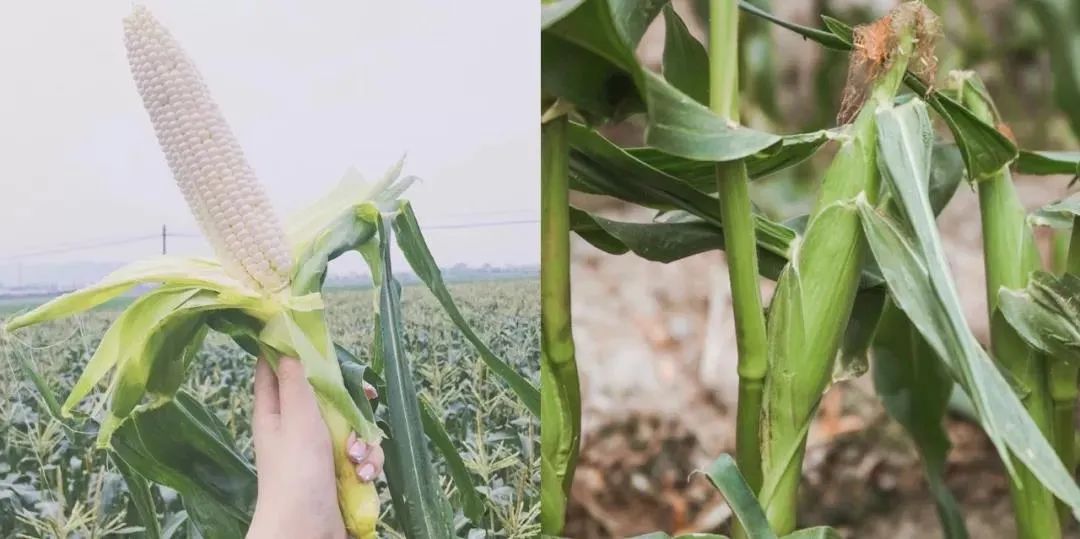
xmin=123 ymin=5 xmax=292 ymax=292
xmin=758 ymin=4 xmax=938 ymax=532
xmin=122 ymin=7 xmax=378 ymax=537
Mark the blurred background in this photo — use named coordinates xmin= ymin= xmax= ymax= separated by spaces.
xmin=564 ymin=0 xmax=1079 ymax=537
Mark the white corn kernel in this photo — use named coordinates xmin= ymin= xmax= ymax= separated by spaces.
xmin=123 ymin=5 xmax=292 ymax=292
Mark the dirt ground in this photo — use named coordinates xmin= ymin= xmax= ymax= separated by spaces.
xmin=565 ymin=169 xmax=1076 ymax=538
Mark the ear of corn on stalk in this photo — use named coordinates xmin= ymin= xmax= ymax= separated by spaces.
xmin=758 ymin=4 xmax=937 ymax=532
xmin=2 ymin=6 xmax=420 ymax=538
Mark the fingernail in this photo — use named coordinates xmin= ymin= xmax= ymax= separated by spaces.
xmin=348 ymin=440 xmax=368 ymax=462
xmin=363 ymin=383 xmax=378 ymax=400
xmin=358 ymin=463 xmax=377 ymax=482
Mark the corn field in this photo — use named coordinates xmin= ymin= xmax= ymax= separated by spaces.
xmin=0 ymin=282 xmax=539 ymax=538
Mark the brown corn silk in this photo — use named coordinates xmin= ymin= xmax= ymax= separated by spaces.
xmin=838 ymin=2 xmax=941 ymax=124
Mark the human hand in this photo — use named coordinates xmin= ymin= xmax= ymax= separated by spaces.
xmin=246 ymin=357 xmax=385 ymax=539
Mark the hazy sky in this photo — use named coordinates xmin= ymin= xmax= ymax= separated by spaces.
xmin=0 ymin=1 xmax=538 ymax=283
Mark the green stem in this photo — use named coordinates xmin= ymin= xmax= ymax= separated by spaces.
xmin=709 ymin=0 xmax=768 ymax=510
xmin=540 ymin=115 xmax=581 ymax=535
xmin=966 ymin=81 xmax=1061 ymax=539
xmin=1053 ymin=217 xmax=1080 ymax=523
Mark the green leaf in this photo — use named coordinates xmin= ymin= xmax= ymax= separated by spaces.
xmin=872 ymin=302 xmax=967 ymax=539
xmin=545 ymin=0 xmax=786 ymax=165
xmin=1030 ymin=197 xmax=1080 ymax=229
xmin=643 ymin=70 xmax=781 ymax=162
xmin=569 ymin=207 xmax=790 ymax=280
xmin=928 ymin=74 xmax=1019 ymax=181
xmin=336 ymin=341 xmax=482 ymax=523
xmin=541 ymin=0 xmax=665 ymax=121
xmin=9 ymin=345 xmax=65 ymax=422
xmin=391 ymin=201 xmax=540 ymax=415
xmin=366 ymin=214 xmax=454 ymax=538
xmin=419 ymin=400 xmax=485 ymax=522
xmin=998 ymin=271 xmax=1080 ymax=366
xmin=737 ymin=1 xmax=851 ymax=51
xmin=567 ymin=123 xmax=796 ymax=260
xmin=541 ymin=32 xmax=642 ymax=122
xmin=113 ymin=454 xmax=162 ymax=539
xmin=662 ymin=4 xmax=709 ymax=105
xmin=1016 ymin=150 xmax=1080 ymax=176
xmin=699 ymin=454 xmax=776 ymax=539
xmin=628 ymin=130 xmax=832 ymax=189
xmin=111 ymin=392 xmax=256 ymax=539
xmin=542 ymin=0 xmax=587 ymax=29
xmin=861 ymin=98 xmax=1080 ymax=520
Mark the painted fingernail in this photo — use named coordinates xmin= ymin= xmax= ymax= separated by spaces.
xmin=348 ymin=440 xmax=368 ymax=462
xmin=358 ymin=463 xmax=377 ymax=482
xmin=363 ymin=383 xmax=378 ymax=400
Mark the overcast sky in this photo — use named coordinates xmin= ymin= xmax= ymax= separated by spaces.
xmin=0 ymin=1 xmax=537 ymax=284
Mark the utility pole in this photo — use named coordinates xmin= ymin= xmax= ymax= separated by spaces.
xmin=162 ymin=224 xmax=167 ymax=255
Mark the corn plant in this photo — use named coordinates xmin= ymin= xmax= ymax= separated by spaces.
xmin=541 ymin=0 xmax=1080 ymax=536
xmin=2 ymin=6 xmax=538 ymax=538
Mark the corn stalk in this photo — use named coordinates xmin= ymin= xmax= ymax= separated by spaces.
xmin=955 ymin=73 xmax=1062 ymax=538
xmin=540 ymin=113 xmax=581 ymax=535
xmin=709 ymin=0 xmax=769 ymax=503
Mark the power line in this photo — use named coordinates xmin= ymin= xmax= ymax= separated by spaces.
xmin=0 ymin=235 xmax=160 ymax=261
xmin=0 ymin=218 xmax=539 ymax=263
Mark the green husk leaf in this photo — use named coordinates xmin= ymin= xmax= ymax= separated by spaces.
xmin=5 ymin=257 xmax=245 ymax=331
xmin=66 ymin=288 xmax=199 ymax=427
xmin=833 ymin=286 xmax=886 ymax=383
